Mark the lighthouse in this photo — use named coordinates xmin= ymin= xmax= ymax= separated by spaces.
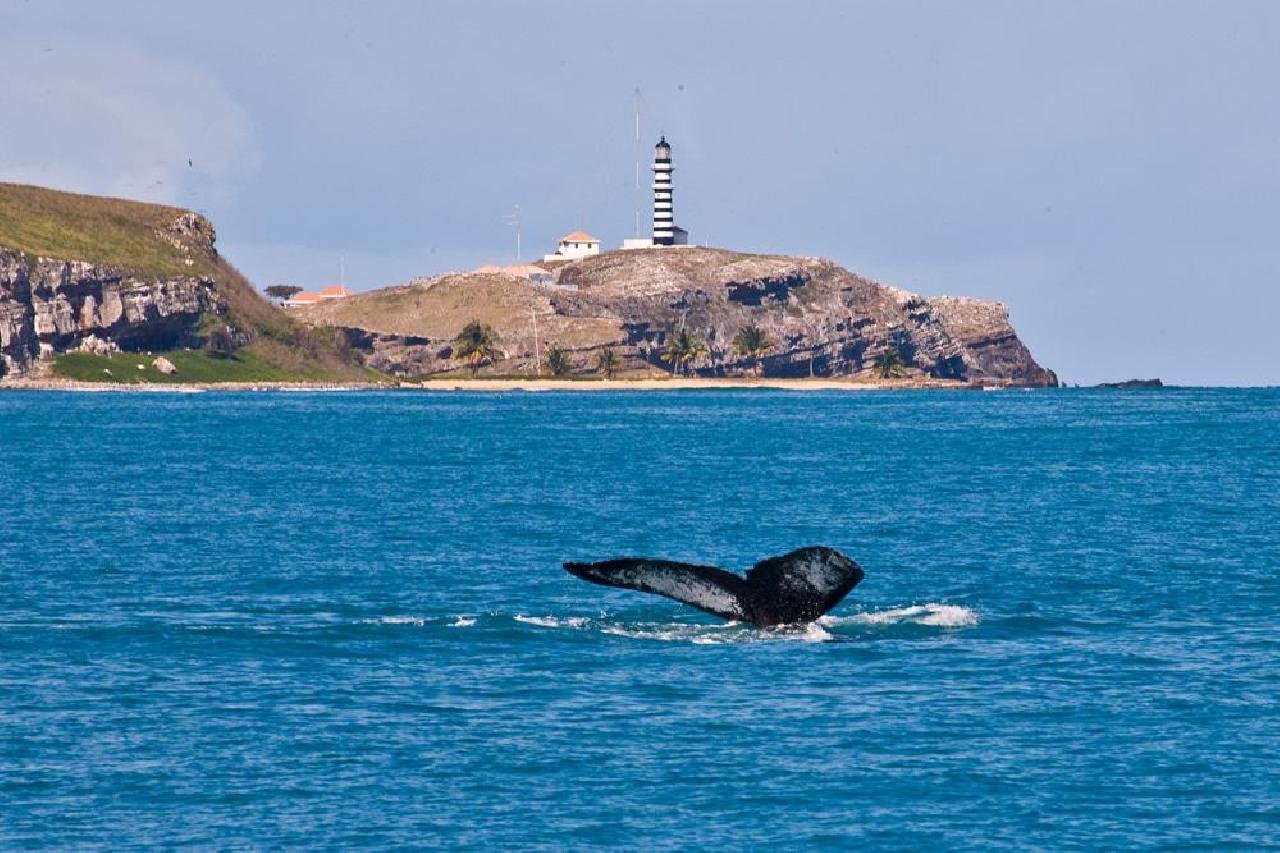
xmin=651 ymin=136 xmax=688 ymax=246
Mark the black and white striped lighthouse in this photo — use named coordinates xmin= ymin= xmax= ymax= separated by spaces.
xmin=651 ymin=136 xmax=687 ymax=246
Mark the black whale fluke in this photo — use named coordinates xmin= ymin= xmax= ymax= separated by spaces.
xmin=563 ymin=546 xmax=864 ymax=627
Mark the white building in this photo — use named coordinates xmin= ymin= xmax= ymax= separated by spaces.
xmin=543 ymin=231 xmax=601 ymax=262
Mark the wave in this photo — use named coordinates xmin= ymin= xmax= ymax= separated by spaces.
xmin=520 ymin=617 xmax=834 ymax=644
xmin=362 ymin=615 xmax=432 ymax=626
xmin=151 ymin=605 xmax=977 ymax=643
xmin=362 ymin=614 xmax=478 ymax=628
xmin=820 ymin=603 xmax=979 ymax=628
xmin=514 ymin=614 xmax=592 ymax=629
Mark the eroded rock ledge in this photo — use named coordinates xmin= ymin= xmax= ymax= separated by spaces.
xmin=0 ymin=249 xmax=217 ymax=377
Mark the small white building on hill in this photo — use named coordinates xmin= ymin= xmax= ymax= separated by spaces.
xmin=543 ymin=231 xmax=601 ymax=262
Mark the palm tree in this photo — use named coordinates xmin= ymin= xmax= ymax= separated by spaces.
xmin=453 ymin=321 xmax=502 ymax=376
xmin=660 ymin=327 xmax=708 ymax=376
xmin=872 ymin=349 xmax=907 ymax=379
xmin=597 ymin=347 xmax=621 ymax=379
xmin=546 ymin=345 xmax=571 ymax=377
xmin=731 ymin=323 xmax=772 ymax=376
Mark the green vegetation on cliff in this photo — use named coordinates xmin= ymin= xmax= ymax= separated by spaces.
xmin=0 ymin=182 xmax=382 ymax=383
xmin=0 ymin=183 xmax=215 ymax=280
xmin=54 ymin=350 xmax=297 ymax=384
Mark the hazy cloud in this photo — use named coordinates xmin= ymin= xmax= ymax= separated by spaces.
xmin=2 ymin=2 xmax=1278 ymax=383
xmin=0 ymin=38 xmax=255 ymax=206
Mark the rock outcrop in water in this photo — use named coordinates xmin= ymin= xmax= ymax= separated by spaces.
xmin=0 ymin=248 xmax=217 ymax=376
xmin=296 ymin=247 xmax=1057 ymax=385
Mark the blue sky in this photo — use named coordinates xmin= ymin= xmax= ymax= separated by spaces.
xmin=3 ymin=1 xmax=1278 ymax=384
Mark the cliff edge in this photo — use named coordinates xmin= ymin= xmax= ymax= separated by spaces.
xmin=0 ymin=183 xmax=370 ymax=382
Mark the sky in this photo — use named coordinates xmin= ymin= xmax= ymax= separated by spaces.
xmin=3 ymin=0 xmax=1278 ymax=385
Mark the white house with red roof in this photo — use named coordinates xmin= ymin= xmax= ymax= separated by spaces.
xmin=543 ymin=230 xmax=601 ymax=262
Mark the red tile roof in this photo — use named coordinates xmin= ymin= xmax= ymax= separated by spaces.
xmin=503 ymin=264 xmax=550 ymax=277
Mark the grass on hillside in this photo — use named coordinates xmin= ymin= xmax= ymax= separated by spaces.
xmin=54 ymin=350 xmax=303 ymax=384
xmin=0 ymin=183 xmax=215 ymax=279
xmin=1 ymin=182 xmax=386 ymax=384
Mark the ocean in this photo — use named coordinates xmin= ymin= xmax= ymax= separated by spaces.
xmin=2 ymin=388 xmax=1277 ymax=848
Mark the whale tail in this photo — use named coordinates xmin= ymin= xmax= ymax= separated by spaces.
xmin=563 ymin=546 xmax=864 ymax=627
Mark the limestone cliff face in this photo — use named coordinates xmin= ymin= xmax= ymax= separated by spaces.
xmin=0 ymin=249 xmax=217 ymax=377
xmin=300 ymin=247 xmax=1057 ymax=386
xmin=552 ymin=249 xmax=1056 ymax=384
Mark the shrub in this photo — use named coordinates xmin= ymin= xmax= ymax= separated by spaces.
xmin=204 ymin=326 xmax=237 ymax=359
xmin=546 ymin=345 xmax=571 ymax=377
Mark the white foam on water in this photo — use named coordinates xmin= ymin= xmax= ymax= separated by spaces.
xmin=917 ymin=605 xmax=979 ymax=627
xmin=820 ymin=603 xmax=979 ymax=629
xmin=363 ymin=615 xmax=430 ymax=626
xmin=449 ymin=616 xmax=476 ymax=628
xmin=600 ymin=620 xmax=835 ymax=644
xmin=795 ymin=621 xmax=836 ymax=642
xmin=510 ymin=606 xmax=975 ymax=644
xmin=514 ymin=615 xmax=591 ymax=629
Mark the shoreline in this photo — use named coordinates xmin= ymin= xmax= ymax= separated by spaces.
xmin=0 ymin=376 xmax=1000 ymax=393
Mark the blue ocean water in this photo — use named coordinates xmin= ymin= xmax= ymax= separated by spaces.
xmin=1 ymin=388 xmax=1277 ymax=848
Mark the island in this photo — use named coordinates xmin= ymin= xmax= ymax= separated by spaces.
xmin=2 ymin=182 xmax=1056 ymax=389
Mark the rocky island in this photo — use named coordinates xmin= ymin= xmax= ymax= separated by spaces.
xmin=2 ymin=181 xmax=1055 ymax=388
xmin=294 ymin=248 xmax=1057 ymax=386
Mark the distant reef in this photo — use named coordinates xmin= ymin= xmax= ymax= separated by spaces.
xmin=1097 ymin=378 xmax=1163 ymax=388
xmin=0 ymin=183 xmax=370 ymax=382
xmin=295 ymin=247 xmax=1058 ymax=386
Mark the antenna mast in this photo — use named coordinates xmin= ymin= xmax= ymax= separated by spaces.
xmin=530 ymin=307 xmax=542 ymax=377
xmin=505 ymin=204 xmax=522 ymax=262
xmin=633 ymin=87 xmax=642 ymax=237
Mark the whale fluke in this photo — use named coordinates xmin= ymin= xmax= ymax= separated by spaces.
xmin=563 ymin=546 xmax=864 ymax=627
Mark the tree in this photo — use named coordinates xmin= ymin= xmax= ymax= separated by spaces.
xmin=452 ymin=321 xmax=502 ymax=375
xmin=546 ymin=345 xmax=571 ymax=377
xmin=872 ymin=349 xmax=907 ymax=379
xmin=731 ymin=323 xmax=772 ymax=376
xmin=660 ymin=327 xmax=708 ymax=376
xmin=597 ymin=347 xmax=621 ymax=379
xmin=265 ymin=285 xmax=303 ymax=303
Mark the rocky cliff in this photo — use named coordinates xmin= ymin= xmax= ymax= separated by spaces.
xmin=0 ymin=182 xmax=373 ymax=382
xmin=0 ymin=249 xmax=217 ymax=376
xmin=296 ymin=247 xmax=1057 ymax=385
